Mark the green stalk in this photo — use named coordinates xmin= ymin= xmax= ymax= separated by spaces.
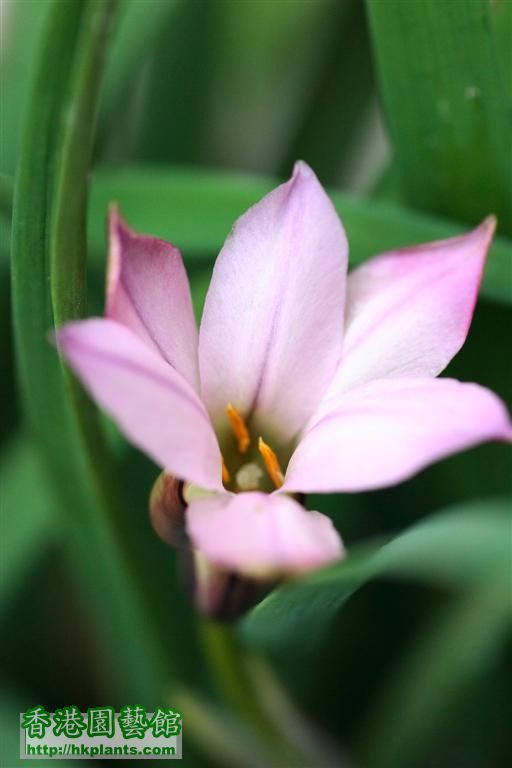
xmin=200 ymin=622 xmax=270 ymax=729
xmin=200 ymin=620 xmax=329 ymax=766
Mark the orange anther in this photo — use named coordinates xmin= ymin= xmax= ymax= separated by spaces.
xmin=258 ymin=437 xmax=284 ymax=489
xmin=226 ymin=403 xmax=251 ymax=454
xmin=221 ymin=456 xmax=231 ymax=485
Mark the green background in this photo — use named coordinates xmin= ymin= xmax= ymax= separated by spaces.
xmin=1 ymin=1 xmax=511 ymax=766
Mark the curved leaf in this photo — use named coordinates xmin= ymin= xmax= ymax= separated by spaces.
xmin=11 ymin=0 xmax=169 ymax=700
xmin=240 ymin=500 xmax=511 ymax=653
xmin=360 ymin=580 xmax=511 ymax=768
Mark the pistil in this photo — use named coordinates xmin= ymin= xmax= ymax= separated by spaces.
xmin=236 ymin=462 xmax=264 ymax=491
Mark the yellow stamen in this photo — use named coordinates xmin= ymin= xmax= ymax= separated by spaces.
xmin=221 ymin=456 xmax=231 ymax=485
xmin=258 ymin=437 xmax=284 ymax=489
xmin=226 ymin=403 xmax=251 ymax=453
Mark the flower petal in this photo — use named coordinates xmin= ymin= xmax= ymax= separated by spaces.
xmin=320 ymin=218 xmax=495 ymax=404
xmin=107 ymin=208 xmax=199 ymax=390
xmin=186 ymin=491 xmax=344 ymax=578
xmin=56 ymin=318 xmax=222 ymax=490
xmin=284 ymin=377 xmax=512 ymax=493
xmin=199 ymin=161 xmax=348 ymax=442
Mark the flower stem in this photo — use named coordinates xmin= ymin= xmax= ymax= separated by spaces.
xmin=200 ymin=621 xmax=270 ymax=729
xmin=199 ymin=620 xmax=312 ymax=765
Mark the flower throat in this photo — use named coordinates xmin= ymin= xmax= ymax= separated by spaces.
xmin=222 ymin=403 xmax=284 ymax=492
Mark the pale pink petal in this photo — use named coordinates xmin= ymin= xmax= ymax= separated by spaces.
xmin=319 ymin=218 xmax=495 ymax=407
xmin=199 ymin=161 xmax=348 ymax=443
xmin=283 ymin=378 xmax=512 ymax=493
xmin=106 ymin=208 xmax=199 ymax=390
xmin=186 ymin=491 xmax=344 ymax=578
xmin=56 ymin=319 xmax=222 ymax=490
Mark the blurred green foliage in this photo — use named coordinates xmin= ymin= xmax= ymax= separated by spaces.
xmin=367 ymin=0 xmax=512 ymax=233
xmin=1 ymin=1 xmax=511 ymax=767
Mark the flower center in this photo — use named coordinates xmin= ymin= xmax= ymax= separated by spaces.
xmin=222 ymin=403 xmax=285 ymax=492
xmin=235 ymin=462 xmax=264 ymax=491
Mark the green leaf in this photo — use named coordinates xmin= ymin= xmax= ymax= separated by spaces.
xmin=0 ymin=693 xmax=77 ymax=768
xmin=281 ymin=0 xmax=376 ymax=185
xmin=89 ymin=167 xmax=512 ymax=304
xmin=366 ymin=0 xmax=512 ymax=233
xmin=360 ymin=580 xmax=511 ymax=768
xmin=371 ymin=501 xmax=511 ymax=586
xmin=0 ymin=174 xmax=13 ymax=220
xmin=0 ymin=434 xmax=59 ymax=614
xmin=89 ymin=167 xmax=273 ymax=259
xmin=128 ymin=0 xmax=216 ymax=164
xmin=99 ymin=0 xmax=182 ymax=119
xmin=174 ymin=688 xmax=277 ymax=768
xmin=240 ymin=500 xmax=511 ymax=654
xmin=97 ymin=0 xmax=183 ymax=160
xmin=0 ymin=242 xmax=16 ymax=444
xmin=127 ymin=0 xmax=342 ymax=170
xmin=11 ymin=0 xmax=169 ymax=700
xmin=0 ymin=0 xmax=51 ymax=176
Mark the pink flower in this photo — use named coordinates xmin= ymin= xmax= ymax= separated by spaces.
xmin=56 ymin=162 xmax=511 ymax=583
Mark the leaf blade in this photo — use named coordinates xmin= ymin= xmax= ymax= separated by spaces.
xmin=89 ymin=167 xmax=512 ymax=304
xmin=366 ymin=0 xmax=512 ymax=232
xmin=10 ymin=0 xmax=170 ymax=700
xmin=240 ymin=500 xmax=512 ymax=654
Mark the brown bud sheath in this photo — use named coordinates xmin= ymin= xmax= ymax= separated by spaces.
xmin=149 ymin=471 xmax=188 ymax=549
xmin=149 ymin=472 xmax=278 ymax=620
xmin=179 ymin=549 xmax=276 ymax=621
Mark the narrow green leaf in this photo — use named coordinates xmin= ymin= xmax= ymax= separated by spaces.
xmin=0 ymin=240 xmax=16 ymax=444
xmin=174 ymin=688 xmax=276 ymax=768
xmin=89 ymin=167 xmax=512 ymax=304
xmin=50 ymin=1 xmax=114 ymax=327
xmin=281 ymin=0 xmax=375 ymax=185
xmin=360 ymin=580 xmax=511 ymax=768
xmin=0 ymin=433 xmax=59 ymax=614
xmin=489 ymin=0 xmax=512 ymax=95
xmin=366 ymin=0 xmax=512 ymax=232
xmin=0 ymin=174 xmax=13 ymax=220
xmin=372 ymin=501 xmax=511 ymax=586
xmin=240 ymin=501 xmax=511 ymax=654
xmin=0 ymin=0 xmax=51 ymax=175
xmin=99 ymin=0 xmax=182 ymax=118
xmin=11 ymin=0 xmax=169 ymax=701
xmin=0 ymin=692 xmax=77 ymax=768
xmin=241 ymin=544 xmax=377 ymax=656
xmin=97 ymin=0 xmax=183 ymax=160
xmin=129 ymin=0 xmax=216 ymax=164
xmin=199 ymin=0 xmax=336 ymax=171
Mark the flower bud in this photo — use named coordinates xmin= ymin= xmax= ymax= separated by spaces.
xmin=150 ymin=472 xmax=277 ymax=620
xmin=149 ymin=471 xmax=188 ymax=549
xmin=179 ymin=549 xmax=276 ymax=622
